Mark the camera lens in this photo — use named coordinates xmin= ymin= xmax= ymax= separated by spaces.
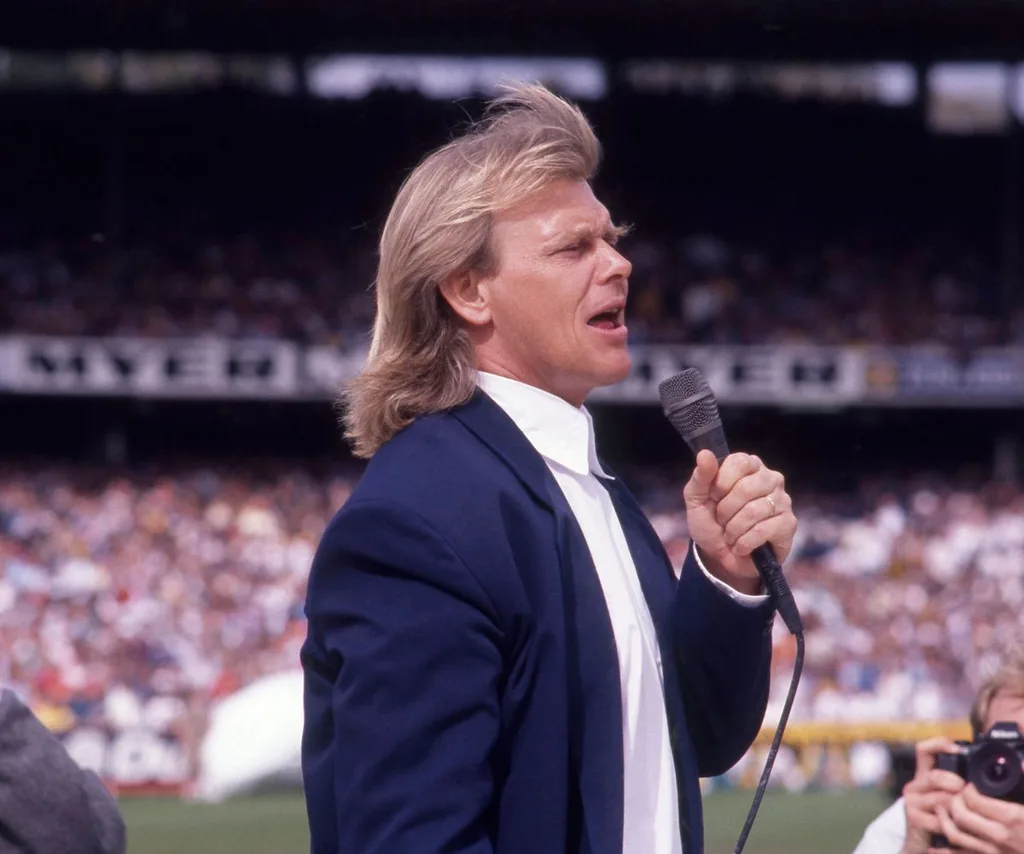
xmin=985 ymin=757 xmax=1009 ymax=784
xmin=969 ymin=744 xmax=1022 ymax=799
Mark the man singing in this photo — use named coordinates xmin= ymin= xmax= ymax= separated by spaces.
xmin=300 ymin=83 xmax=798 ymax=854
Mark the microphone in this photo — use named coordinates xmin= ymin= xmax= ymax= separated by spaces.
xmin=658 ymin=368 xmax=803 ymax=636
xmin=658 ymin=366 xmax=805 ymax=854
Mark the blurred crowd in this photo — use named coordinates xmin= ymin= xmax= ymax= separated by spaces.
xmin=645 ymin=473 xmax=1024 ymax=726
xmin=1 ymin=222 xmax=1020 ymax=348
xmin=0 ymin=459 xmax=357 ymax=781
xmin=0 ymin=231 xmax=378 ymax=348
xmin=625 ymin=226 xmax=1016 ymax=348
xmin=1 ymin=459 xmax=1021 ymax=783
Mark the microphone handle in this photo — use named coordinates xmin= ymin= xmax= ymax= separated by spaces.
xmin=750 ymin=544 xmax=803 ymax=636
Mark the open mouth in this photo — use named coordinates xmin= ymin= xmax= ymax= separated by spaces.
xmin=587 ymin=308 xmax=625 ymax=331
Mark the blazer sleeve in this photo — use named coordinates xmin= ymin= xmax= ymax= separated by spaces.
xmin=0 ymin=689 xmax=127 ymax=854
xmin=672 ymin=544 xmax=775 ymax=778
xmin=301 ymin=499 xmax=503 ymax=854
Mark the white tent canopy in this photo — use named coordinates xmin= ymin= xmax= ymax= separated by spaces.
xmin=193 ymin=668 xmax=305 ymax=803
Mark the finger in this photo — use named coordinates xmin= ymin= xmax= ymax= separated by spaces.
xmin=906 ymin=790 xmax=958 ymax=813
xmin=723 ymin=488 xmax=792 ymax=546
xmin=914 ymin=738 xmax=962 ymax=776
xmin=905 ymin=768 xmax=962 ymax=796
xmin=683 ymin=450 xmax=719 ymax=505
xmin=949 ymin=793 xmax=1011 ymax=849
xmin=906 ymin=806 xmax=944 ymax=834
xmin=926 ymin=770 xmax=970 ymax=794
xmin=961 ymin=783 xmax=1024 ymax=824
xmin=715 ymin=468 xmax=786 ymax=525
xmin=936 ymin=805 xmax=1001 ymax=854
xmin=709 ymin=453 xmax=762 ymax=501
xmin=731 ymin=512 xmax=797 ymax=558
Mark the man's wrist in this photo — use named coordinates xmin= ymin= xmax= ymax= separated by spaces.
xmin=695 ymin=545 xmax=764 ymax=596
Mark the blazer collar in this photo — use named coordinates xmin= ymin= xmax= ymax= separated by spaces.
xmin=475 ymin=372 xmax=611 ymax=479
xmin=451 ymin=389 xmax=559 ymax=511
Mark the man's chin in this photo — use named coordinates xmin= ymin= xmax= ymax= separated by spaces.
xmin=594 ymin=355 xmax=632 ymax=389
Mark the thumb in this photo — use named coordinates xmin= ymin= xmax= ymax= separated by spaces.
xmin=684 ymin=450 xmax=719 ymax=505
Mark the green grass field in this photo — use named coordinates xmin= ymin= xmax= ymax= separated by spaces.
xmin=120 ymin=788 xmax=889 ymax=853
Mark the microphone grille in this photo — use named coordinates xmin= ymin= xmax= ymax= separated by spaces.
xmin=657 ymin=368 xmax=722 ymax=448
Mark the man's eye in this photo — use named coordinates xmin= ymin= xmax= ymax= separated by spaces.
xmin=562 ymin=242 xmax=585 ymax=254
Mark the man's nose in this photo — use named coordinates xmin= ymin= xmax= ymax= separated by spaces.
xmin=602 ymin=245 xmax=632 ymax=281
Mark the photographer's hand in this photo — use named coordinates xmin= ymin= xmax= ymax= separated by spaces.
xmin=935 ymin=778 xmax=1024 ymax=854
xmin=900 ymin=737 xmax=967 ymax=854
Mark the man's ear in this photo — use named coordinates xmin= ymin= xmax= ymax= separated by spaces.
xmin=439 ymin=269 xmax=492 ymax=327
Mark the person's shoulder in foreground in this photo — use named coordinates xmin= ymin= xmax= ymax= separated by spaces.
xmin=0 ymin=688 xmax=127 ymax=854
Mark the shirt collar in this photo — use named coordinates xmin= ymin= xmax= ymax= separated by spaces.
xmin=476 ymin=372 xmax=611 ymax=479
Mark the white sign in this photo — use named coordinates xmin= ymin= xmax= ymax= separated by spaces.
xmin=3 ymin=336 xmax=300 ymax=398
xmin=0 ymin=335 xmax=869 ymax=406
xmin=589 ymin=345 xmax=866 ymax=406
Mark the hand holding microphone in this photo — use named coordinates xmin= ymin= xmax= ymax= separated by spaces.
xmin=683 ymin=449 xmax=796 ymax=596
xmin=660 ymin=367 xmax=803 ymax=637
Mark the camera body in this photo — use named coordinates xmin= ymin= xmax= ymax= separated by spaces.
xmin=930 ymin=721 xmax=1024 ymax=848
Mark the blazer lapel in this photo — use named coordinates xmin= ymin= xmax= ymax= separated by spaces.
xmin=451 ymin=390 xmax=555 ymax=512
xmin=453 ymin=391 xmax=624 ymax=854
xmin=601 ymin=476 xmax=676 ymax=628
xmin=545 ymin=480 xmax=624 ymax=854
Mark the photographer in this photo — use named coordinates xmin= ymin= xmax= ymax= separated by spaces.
xmin=853 ymin=654 xmax=1024 ymax=854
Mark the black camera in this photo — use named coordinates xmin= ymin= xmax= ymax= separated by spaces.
xmin=930 ymin=721 xmax=1024 ymax=848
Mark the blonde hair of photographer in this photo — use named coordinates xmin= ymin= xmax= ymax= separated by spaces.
xmin=342 ymin=83 xmax=601 ymax=459
xmin=971 ymin=651 xmax=1024 ymax=737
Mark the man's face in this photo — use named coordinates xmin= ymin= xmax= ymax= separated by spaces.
xmin=473 ymin=178 xmax=633 ymax=406
xmin=983 ymin=689 xmax=1024 ymax=732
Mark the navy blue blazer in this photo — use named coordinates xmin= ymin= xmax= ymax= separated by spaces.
xmin=301 ymin=390 xmax=775 ymax=854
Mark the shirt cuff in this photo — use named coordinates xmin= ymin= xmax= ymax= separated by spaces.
xmin=692 ymin=542 xmax=771 ymax=608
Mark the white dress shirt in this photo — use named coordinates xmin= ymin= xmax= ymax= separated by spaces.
xmin=477 ymin=372 xmax=767 ymax=854
xmin=851 ymin=797 xmax=907 ymax=854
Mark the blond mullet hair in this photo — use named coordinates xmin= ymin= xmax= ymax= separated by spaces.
xmin=342 ymin=82 xmax=602 ymax=458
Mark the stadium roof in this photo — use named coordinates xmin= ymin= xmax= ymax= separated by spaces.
xmin=6 ymin=0 xmax=1024 ymax=60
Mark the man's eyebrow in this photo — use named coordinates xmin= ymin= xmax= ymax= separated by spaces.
xmin=558 ymin=220 xmax=633 ymax=242
xmin=607 ymin=222 xmax=633 ymax=242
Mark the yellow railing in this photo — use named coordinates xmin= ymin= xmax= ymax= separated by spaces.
xmin=753 ymin=720 xmax=972 ymax=747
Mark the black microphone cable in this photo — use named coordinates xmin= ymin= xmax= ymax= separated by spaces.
xmin=659 ymin=368 xmax=805 ymax=854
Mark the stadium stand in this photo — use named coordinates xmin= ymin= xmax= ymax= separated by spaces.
xmin=0 ymin=91 xmax=1017 ymax=349
xmin=2 ymin=49 xmax=1023 ymax=808
xmin=1 ymin=456 xmax=1021 ymax=792
xmin=1 ymin=217 xmax=1015 ymax=347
